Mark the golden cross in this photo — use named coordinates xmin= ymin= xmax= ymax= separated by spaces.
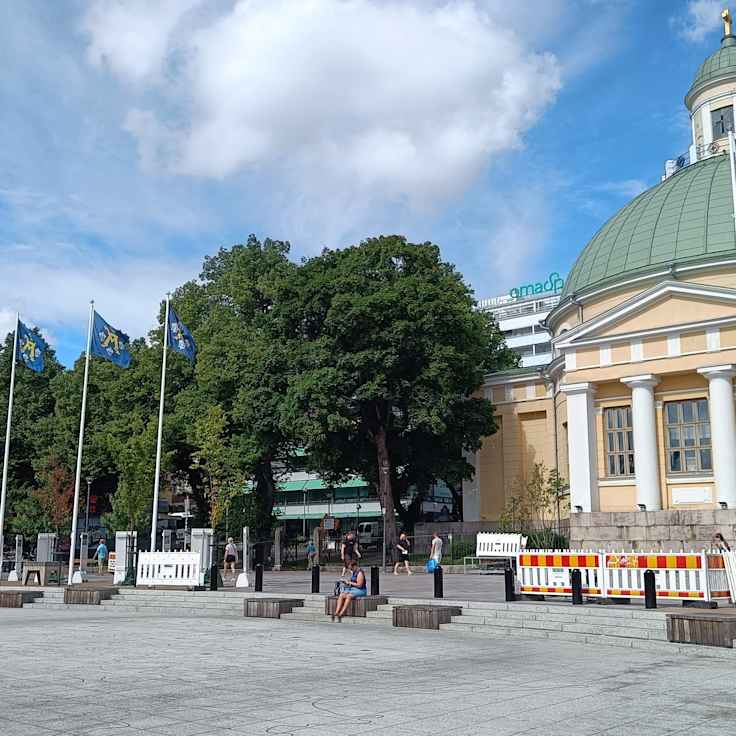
xmin=724 ymin=8 xmax=733 ymax=36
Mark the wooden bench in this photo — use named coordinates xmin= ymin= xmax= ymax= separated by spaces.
xmin=64 ymin=589 xmax=115 ymax=605
xmin=244 ymin=598 xmax=304 ymax=619
xmin=392 ymin=605 xmax=462 ymax=630
xmin=463 ymin=533 xmax=527 ymax=573
xmin=22 ymin=562 xmax=62 ymax=586
xmin=0 ymin=591 xmax=38 ymax=608
xmin=325 ymin=595 xmax=388 ymax=617
xmin=667 ymin=610 xmax=736 ymax=648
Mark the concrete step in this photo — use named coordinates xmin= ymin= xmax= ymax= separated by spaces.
xmin=465 ymin=601 xmax=668 ymax=621
xmin=102 ymin=599 xmax=243 ymax=611
xmin=280 ymin=610 xmax=391 ymax=626
xmin=25 ymin=602 xmax=105 ymax=611
xmin=102 ymin=605 xmax=242 ymax=617
xmin=447 ymin=616 xmax=666 ymax=641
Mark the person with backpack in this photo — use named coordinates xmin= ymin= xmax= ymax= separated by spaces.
xmin=340 ymin=531 xmax=361 ymax=576
xmin=94 ymin=538 xmax=108 ymax=575
xmin=426 ymin=532 xmax=443 ymax=572
xmin=332 ymin=559 xmax=367 ymax=621
xmin=393 ymin=532 xmax=412 ymax=575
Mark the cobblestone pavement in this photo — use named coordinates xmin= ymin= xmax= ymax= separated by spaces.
xmin=1 ymin=607 xmax=733 ymax=736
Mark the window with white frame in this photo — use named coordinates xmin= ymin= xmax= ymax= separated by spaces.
xmin=604 ymin=406 xmax=634 ymax=477
xmin=664 ymin=399 xmax=712 ymax=474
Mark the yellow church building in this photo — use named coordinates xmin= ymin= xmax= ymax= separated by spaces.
xmin=466 ymin=13 xmax=736 ymax=550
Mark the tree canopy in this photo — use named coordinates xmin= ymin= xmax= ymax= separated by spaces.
xmin=0 ymin=234 xmax=514 ymax=547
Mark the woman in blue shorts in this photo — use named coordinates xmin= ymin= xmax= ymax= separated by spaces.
xmin=332 ymin=560 xmax=366 ymax=621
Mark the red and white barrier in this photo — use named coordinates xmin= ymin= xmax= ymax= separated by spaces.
xmin=517 ymin=549 xmax=732 ymax=602
xmin=517 ymin=551 xmax=602 ymax=597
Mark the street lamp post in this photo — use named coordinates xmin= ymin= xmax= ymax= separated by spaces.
xmin=84 ymin=476 xmax=93 ymax=535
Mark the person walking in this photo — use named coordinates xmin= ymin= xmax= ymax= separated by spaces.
xmin=429 ymin=532 xmax=443 ymax=567
xmin=94 ymin=538 xmax=108 ymax=575
xmin=224 ymin=537 xmax=238 ymax=580
xmin=306 ymin=539 xmax=317 ymax=569
xmin=341 ymin=531 xmax=361 ymax=576
xmin=332 ymin=559 xmax=367 ymax=621
xmin=393 ymin=532 xmax=412 ymax=575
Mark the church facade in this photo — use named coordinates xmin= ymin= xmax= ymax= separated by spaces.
xmin=465 ymin=15 xmax=736 ymax=549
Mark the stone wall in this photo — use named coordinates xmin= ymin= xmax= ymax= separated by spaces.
xmin=570 ymin=509 xmax=736 ymax=551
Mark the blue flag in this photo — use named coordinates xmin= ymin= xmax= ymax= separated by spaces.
xmin=167 ymin=307 xmax=196 ymax=362
xmin=16 ymin=320 xmax=45 ymax=373
xmin=91 ymin=311 xmax=131 ymax=368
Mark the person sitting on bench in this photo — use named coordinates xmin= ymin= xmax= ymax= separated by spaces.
xmin=332 ymin=560 xmax=366 ymax=621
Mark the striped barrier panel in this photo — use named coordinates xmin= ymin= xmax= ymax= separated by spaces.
xmin=517 ymin=551 xmax=603 ymax=597
xmin=603 ymin=552 xmax=710 ymax=600
xmin=705 ymin=553 xmax=732 ymax=600
xmin=136 ymin=552 xmax=201 ymax=588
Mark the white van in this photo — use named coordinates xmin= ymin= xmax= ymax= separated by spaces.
xmin=357 ymin=521 xmax=383 ymax=549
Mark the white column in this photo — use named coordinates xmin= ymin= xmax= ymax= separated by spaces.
xmin=702 ymin=102 xmax=713 ymax=146
xmin=560 ymin=383 xmax=598 ymax=512
xmin=697 ymin=365 xmax=736 ymax=508
xmin=621 ymin=375 xmax=661 ymax=511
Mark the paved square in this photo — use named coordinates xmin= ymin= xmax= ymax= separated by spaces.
xmin=0 ymin=607 xmax=733 ymax=736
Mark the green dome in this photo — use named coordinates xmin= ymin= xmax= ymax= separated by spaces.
xmin=685 ymin=35 xmax=736 ymax=108
xmin=563 ymin=155 xmax=736 ymax=298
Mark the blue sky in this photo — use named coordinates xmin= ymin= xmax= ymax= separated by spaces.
xmin=0 ymin=0 xmax=729 ymax=365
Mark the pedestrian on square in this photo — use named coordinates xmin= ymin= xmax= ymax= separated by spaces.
xmin=94 ymin=538 xmax=108 ymax=575
xmin=306 ymin=539 xmax=317 ymax=569
xmin=341 ymin=531 xmax=361 ymax=576
xmin=332 ymin=559 xmax=367 ymax=621
xmin=712 ymin=532 xmax=731 ymax=551
xmin=224 ymin=537 xmax=238 ymax=580
xmin=393 ymin=532 xmax=412 ymax=575
xmin=429 ymin=532 xmax=443 ymax=567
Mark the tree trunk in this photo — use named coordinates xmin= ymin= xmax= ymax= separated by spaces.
xmin=374 ymin=425 xmax=398 ymax=547
xmin=446 ymin=481 xmax=463 ymax=521
xmin=253 ymin=460 xmax=275 ymax=565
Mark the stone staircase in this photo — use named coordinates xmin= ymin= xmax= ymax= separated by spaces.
xmin=24 ymin=589 xmax=67 ymax=609
xmin=17 ymin=586 xmax=736 ymax=657
xmin=281 ymin=598 xmax=393 ymax=626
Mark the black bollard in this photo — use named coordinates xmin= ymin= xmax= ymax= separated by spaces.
xmin=571 ymin=568 xmax=583 ymax=605
xmin=644 ymin=569 xmax=657 ymax=609
xmin=311 ymin=564 xmax=320 ymax=594
xmin=370 ymin=565 xmax=380 ymax=596
xmin=255 ymin=563 xmax=263 ymax=592
xmin=210 ymin=562 xmax=218 ymax=591
xmin=504 ymin=566 xmax=516 ymax=602
xmin=433 ymin=565 xmax=444 ymax=599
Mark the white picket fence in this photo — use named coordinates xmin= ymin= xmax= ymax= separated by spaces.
xmin=517 ymin=549 xmax=732 ymax=602
xmin=136 ymin=552 xmax=201 ymax=588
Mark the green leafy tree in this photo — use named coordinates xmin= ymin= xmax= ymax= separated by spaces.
xmin=173 ymin=235 xmax=298 ymax=544
xmin=280 ymin=234 xmax=507 ymax=543
xmin=101 ymin=417 xmax=157 ymax=535
xmin=33 ymin=458 xmax=74 ymax=534
xmin=0 ymin=329 xmax=64 ymax=534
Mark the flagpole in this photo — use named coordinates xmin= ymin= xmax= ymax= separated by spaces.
xmin=151 ymin=294 xmax=170 ymax=552
xmin=0 ymin=313 xmax=19 ymax=578
xmin=68 ymin=301 xmax=94 ymax=585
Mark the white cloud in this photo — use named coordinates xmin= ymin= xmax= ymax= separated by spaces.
xmin=675 ymin=0 xmax=723 ymax=43
xmin=0 ymin=244 xmax=200 ymax=346
xmin=0 ymin=309 xmax=15 ymax=344
xmin=84 ymin=0 xmax=562 ymax=212
xmin=82 ymin=0 xmax=201 ymax=83
xmin=594 ymin=179 xmax=648 ymax=199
